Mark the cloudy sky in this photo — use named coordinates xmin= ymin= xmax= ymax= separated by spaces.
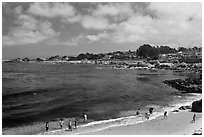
xmin=2 ymin=2 xmax=202 ymax=59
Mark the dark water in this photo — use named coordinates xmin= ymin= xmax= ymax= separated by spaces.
xmin=2 ymin=62 xmax=200 ymax=129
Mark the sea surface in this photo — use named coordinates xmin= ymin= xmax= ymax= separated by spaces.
xmin=2 ymin=62 xmax=201 ymax=134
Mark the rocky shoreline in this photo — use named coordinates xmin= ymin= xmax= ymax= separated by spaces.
xmin=163 ymin=78 xmax=202 ymax=93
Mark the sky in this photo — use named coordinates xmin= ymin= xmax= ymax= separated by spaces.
xmin=2 ymin=2 xmax=202 ymax=59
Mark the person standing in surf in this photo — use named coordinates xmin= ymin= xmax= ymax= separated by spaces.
xmin=136 ymin=109 xmax=140 ymax=115
xmin=145 ymin=113 xmax=149 ymax=119
xmin=83 ymin=113 xmax=88 ymax=122
xmin=192 ymin=114 xmax=196 ymax=123
xmin=45 ymin=121 xmax=49 ymax=132
xmin=164 ymin=111 xmax=168 ymax=119
xmin=74 ymin=118 xmax=78 ymax=129
xmin=68 ymin=119 xmax=72 ymax=131
xmin=59 ymin=118 xmax=63 ymax=129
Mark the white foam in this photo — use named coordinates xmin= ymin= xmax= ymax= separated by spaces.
xmin=40 ymin=94 xmax=202 ymax=135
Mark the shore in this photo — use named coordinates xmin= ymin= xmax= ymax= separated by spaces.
xmin=3 ymin=104 xmax=202 ymax=135
xmin=85 ymin=110 xmax=202 ymax=135
xmin=39 ymin=109 xmax=202 ymax=135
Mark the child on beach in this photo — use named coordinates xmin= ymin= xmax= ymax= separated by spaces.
xmin=164 ymin=111 xmax=168 ymax=119
xmin=136 ymin=109 xmax=140 ymax=115
xmin=192 ymin=114 xmax=196 ymax=123
xmin=83 ymin=113 xmax=88 ymax=122
xmin=59 ymin=119 xmax=63 ymax=129
xmin=45 ymin=122 xmax=49 ymax=132
xmin=149 ymin=108 xmax=154 ymax=114
xmin=74 ymin=118 xmax=78 ymax=129
xmin=68 ymin=119 xmax=72 ymax=131
xmin=145 ymin=113 xmax=149 ymax=119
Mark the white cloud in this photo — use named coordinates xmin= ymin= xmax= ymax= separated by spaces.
xmin=96 ymin=2 xmax=202 ymax=46
xmin=81 ymin=15 xmax=111 ymax=30
xmin=149 ymin=2 xmax=202 ymax=21
xmin=87 ymin=35 xmax=100 ymax=41
xmin=27 ymin=2 xmax=76 ymax=18
xmin=3 ymin=14 xmax=58 ymax=46
xmin=3 ymin=2 xmax=202 ymax=48
xmin=92 ymin=3 xmax=119 ymax=16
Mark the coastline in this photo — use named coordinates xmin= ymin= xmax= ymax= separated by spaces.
xmin=42 ymin=109 xmax=202 ymax=135
xmin=2 ymin=97 xmax=202 ymax=135
xmin=41 ymin=98 xmax=202 ymax=135
xmin=84 ymin=110 xmax=202 ymax=135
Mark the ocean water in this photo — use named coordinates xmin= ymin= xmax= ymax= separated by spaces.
xmin=2 ymin=62 xmax=201 ymax=133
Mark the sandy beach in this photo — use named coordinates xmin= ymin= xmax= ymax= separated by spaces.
xmin=85 ymin=110 xmax=202 ymax=135
xmin=40 ymin=109 xmax=202 ymax=135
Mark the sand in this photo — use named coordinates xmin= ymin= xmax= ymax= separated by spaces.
xmin=84 ymin=110 xmax=202 ymax=135
xmin=40 ymin=109 xmax=202 ymax=135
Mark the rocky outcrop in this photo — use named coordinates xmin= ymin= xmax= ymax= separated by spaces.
xmin=163 ymin=78 xmax=202 ymax=93
xmin=191 ymin=99 xmax=202 ymax=112
xmin=179 ymin=105 xmax=191 ymax=110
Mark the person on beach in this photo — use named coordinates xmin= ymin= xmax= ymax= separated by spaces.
xmin=164 ymin=111 xmax=168 ymax=119
xmin=192 ymin=114 xmax=196 ymax=123
xmin=59 ymin=118 xmax=63 ymax=129
xmin=136 ymin=109 xmax=140 ymax=115
xmin=83 ymin=113 xmax=88 ymax=122
xmin=68 ymin=119 xmax=72 ymax=131
xmin=149 ymin=108 xmax=154 ymax=114
xmin=74 ymin=118 xmax=78 ymax=129
xmin=45 ymin=121 xmax=49 ymax=132
xmin=145 ymin=113 xmax=149 ymax=119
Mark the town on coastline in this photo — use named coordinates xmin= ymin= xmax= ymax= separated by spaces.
xmin=4 ymin=44 xmax=202 ymax=73
xmin=3 ymin=44 xmax=202 ymax=135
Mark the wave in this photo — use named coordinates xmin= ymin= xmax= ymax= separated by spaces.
xmin=43 ymin=93 xmax=202 ymax=135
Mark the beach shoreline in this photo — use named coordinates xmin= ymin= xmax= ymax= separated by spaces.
xmin=40 ymin=101 xmax=202 ymax=135
xmin=2 ymin=99 xmax=202 ymax=135
xmin=84 ymin=110 xmax=202 ymax=135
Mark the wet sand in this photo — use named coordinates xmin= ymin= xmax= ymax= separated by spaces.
xmin=41 ymin=110 xmax=202 ymax=135
xmin=84 ymin=110 xmax=202 ymax=135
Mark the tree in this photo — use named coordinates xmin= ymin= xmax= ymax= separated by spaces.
xmin=178 ymin=47 xmax=187 ymax=52
xmin=136 ymin=44 xmax=159 ymax=59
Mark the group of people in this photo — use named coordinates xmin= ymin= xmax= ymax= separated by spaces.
xmin=136 ymin=108 xmax=196 ymax=123
xmin=45 ymin=109 xmax=197 ymax=133
xmin=136 ymin=108 xmax=168 ymax=120
xmin=45 ymin=113 xmax=88 ymax=132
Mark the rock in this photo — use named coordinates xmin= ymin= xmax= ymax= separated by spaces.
xmin=163 ymin=78 xmax=202 ymax=93
xmin=193 ymin=128 xmax=202 ymax=135
xmin=191 ymin=99 xmax=202 ymax=112
xmin=172 ymin=109 xmax=179 ymax=112
xmin=185 ymin=105 xmax=192 ymax=109
xmin=179 ymin=106 xmax=187 ymax=110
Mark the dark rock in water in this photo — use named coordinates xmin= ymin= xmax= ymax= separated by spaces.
xmin=179 ymin=106 xmax=187 ymax=110
xmin=191 ymin=99 xmax=202 ymax=112
xmin=192 ymin=128 xmax=202 ymax=135
xmin=172 ymin=109 xmax=179 ymax=112
xmin=163 ymin=78 xmax=202 ymax=93
xmin=179 ymin=105 xmax=191 ymax=110
xmin=185 ymin=105 xmax=192 ymax=109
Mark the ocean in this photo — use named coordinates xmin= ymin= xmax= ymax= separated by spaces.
xmin=2 ymin=62 xmax=201 ymax=134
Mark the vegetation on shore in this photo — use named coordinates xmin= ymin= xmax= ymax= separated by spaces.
xmin=4 ymin=44 xmax=201 ymax=63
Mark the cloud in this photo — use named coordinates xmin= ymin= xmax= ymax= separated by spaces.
xmin=92 ymin=3 xmax=119 ymax=16
xmin=87 ymin=35 xmax=100 ymax=41
xmin=96 ymin=2 xmax=201 ymax=46
xmin=2 ymin=2 xmax=202 ymax=48
xmin=149 ymin=2 xmax=202 ymax=21
xmin=3 ymin=14 xmax=58 ymax=46
xmin=27 ymin=2 xmax=76 ymax=18
xmin=86 ymin=32 xmax=109 ymax=42
xmin=47 ymin=34 xmax=85 ymax=46
xmin=81 ymin=15 xmax=111 ymax=30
